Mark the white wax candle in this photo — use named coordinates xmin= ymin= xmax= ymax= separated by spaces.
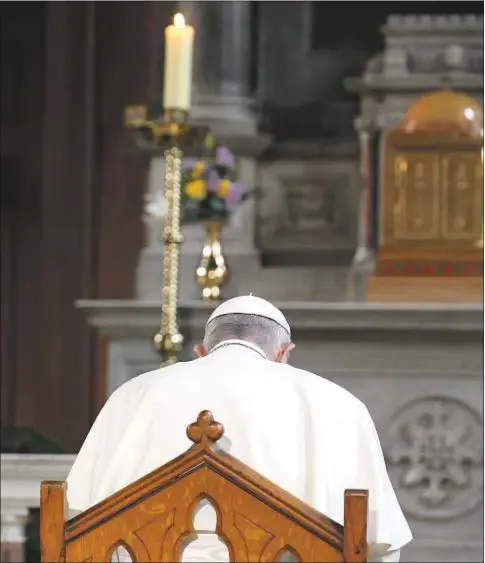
xmin=163 ymin=13 xmax=194 ymax=111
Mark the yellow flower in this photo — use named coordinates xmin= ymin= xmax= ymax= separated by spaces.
xmin=217 ymin=179 xmax=231 ymax=199
xmin=185 ymin=179 xmax=207 ymax=200
xmin=193 ymin=161 xmax=206 ymax=178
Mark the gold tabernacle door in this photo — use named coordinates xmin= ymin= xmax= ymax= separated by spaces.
xmin=368 ymin=90 xmax=483 ymax=302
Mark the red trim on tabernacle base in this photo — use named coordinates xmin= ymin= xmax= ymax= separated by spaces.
xmin=376 ymin=260 xmax=483 ymax=277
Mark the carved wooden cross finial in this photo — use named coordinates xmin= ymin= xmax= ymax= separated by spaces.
xmin=187 ymin=410 xmax=224 ymax=447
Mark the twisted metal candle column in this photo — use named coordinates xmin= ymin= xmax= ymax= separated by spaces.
xmin=125 ymin=105 xmax=209 ymax=365
xmin=153 ymin=146 xmax=184 ymax=366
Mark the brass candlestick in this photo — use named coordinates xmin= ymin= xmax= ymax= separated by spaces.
xmin=125 ymin=105 xmax=208 ymax=365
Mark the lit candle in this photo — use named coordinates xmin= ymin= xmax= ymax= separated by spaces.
xmin=163 ymin=13 xmax=194 ymax=111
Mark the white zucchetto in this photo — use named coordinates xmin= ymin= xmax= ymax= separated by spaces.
xmin=206 ymin=295 xmax=291 ymax=335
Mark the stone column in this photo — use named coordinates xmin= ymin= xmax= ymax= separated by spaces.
xmin=0 ymin=505 xmax=27 ymax=562
xmin=135 ymin=156 xmax=166 ymax=301
xmin=220 ymin=2 xmax=251 ymax=98
xmin=178 ymin=0 xmax=255 ymax=136
xmin=348 ymin=118 xmax=375 ymax=301
xmin=353 ymin=118 xmax=375 ymax=267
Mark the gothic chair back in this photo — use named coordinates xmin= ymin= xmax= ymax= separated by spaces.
xmin=40 ymin=410 xmax=368 ymax=562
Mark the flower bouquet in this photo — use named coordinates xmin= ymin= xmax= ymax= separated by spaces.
xmin=181 ymin=135 xmax=248 ymax=300
xmin=181 ymin=135 xmax=247 ymax=223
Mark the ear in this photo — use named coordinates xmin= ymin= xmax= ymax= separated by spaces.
xmin=275 ymin=342 xmax=295 ymax=363
xmin=194 ymin=344 xmax=208 ymax=358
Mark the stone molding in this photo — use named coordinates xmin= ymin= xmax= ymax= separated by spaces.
xmin=1 ymin=454 xmax=74 ymax=542
xmin=76 ymin=299 xmax=483 ymax=337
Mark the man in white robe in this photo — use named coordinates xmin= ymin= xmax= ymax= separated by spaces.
xmin=66 ymin=295 xmax=412 ymax=562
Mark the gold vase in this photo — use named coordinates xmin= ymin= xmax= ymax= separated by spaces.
xmin=196 ymin=221 xmax=229 ymax=301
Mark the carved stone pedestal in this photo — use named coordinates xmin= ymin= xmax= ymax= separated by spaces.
xmin=0 ymin=455 xmax=74 ymax=562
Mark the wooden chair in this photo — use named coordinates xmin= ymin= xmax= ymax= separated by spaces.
xmin=40 ymin=410 xmax=368 ymax=562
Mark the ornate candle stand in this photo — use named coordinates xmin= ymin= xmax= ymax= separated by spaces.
xmin=125 ymin=106 xmax=208 ymax=365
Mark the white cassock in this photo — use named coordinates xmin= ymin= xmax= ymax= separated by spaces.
xmin=67 ymin=341 xmax=412 ymax=563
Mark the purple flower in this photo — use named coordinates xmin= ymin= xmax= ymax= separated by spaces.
xmin=215 ymin=146 xmax=235 ymax=168
xmin=226 ymin=182 xmax=245 ymax=211
xmin=207 ymin=169 xmax=219 ymax=193
xmin=183 ymin=157 xmax=197 ymax=171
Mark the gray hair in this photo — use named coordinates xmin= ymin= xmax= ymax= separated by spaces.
xmin=203 ymin=313 xmax=291 ymax=358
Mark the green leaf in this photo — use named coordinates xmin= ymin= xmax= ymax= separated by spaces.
xmin=1 ymin=426 xmax=64 ymax=454
xmin=204 ymin=134 xmax=216 ymax=152
xmin=182 ymin=199 xmax=202 ymax=220
xmin=209 ymin=196 xmax=226 ymax=212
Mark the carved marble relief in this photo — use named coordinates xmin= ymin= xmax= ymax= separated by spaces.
xmin=282 ymin=178 xmax=339 ymax=233
xmin=258 ymin=167 xmax=356 ymax=252
xmin=386 ymin=397 xmax=483 ymax=520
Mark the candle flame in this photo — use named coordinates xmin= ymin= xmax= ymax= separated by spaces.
xmin=174 ymin=13 xmax=185 ymax=28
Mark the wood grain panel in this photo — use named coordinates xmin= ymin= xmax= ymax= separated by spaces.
xmin=1 ymin=2 xmax=160 ymax=450
xmin=91 ymin=1 xmax=163 ymax=411
xmin=94 ymin=1 xmax=156 ymax=300
xmin=1 ymin=3 xmax=47 ymax=433
xmin=1 ymin=158 xmax=17 ymax=426
xmin=38 ymin=1 xmax=95 ymax=450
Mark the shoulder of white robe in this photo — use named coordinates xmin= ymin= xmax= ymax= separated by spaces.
xmin=66 ymin=381 xmax=133 ymax=510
